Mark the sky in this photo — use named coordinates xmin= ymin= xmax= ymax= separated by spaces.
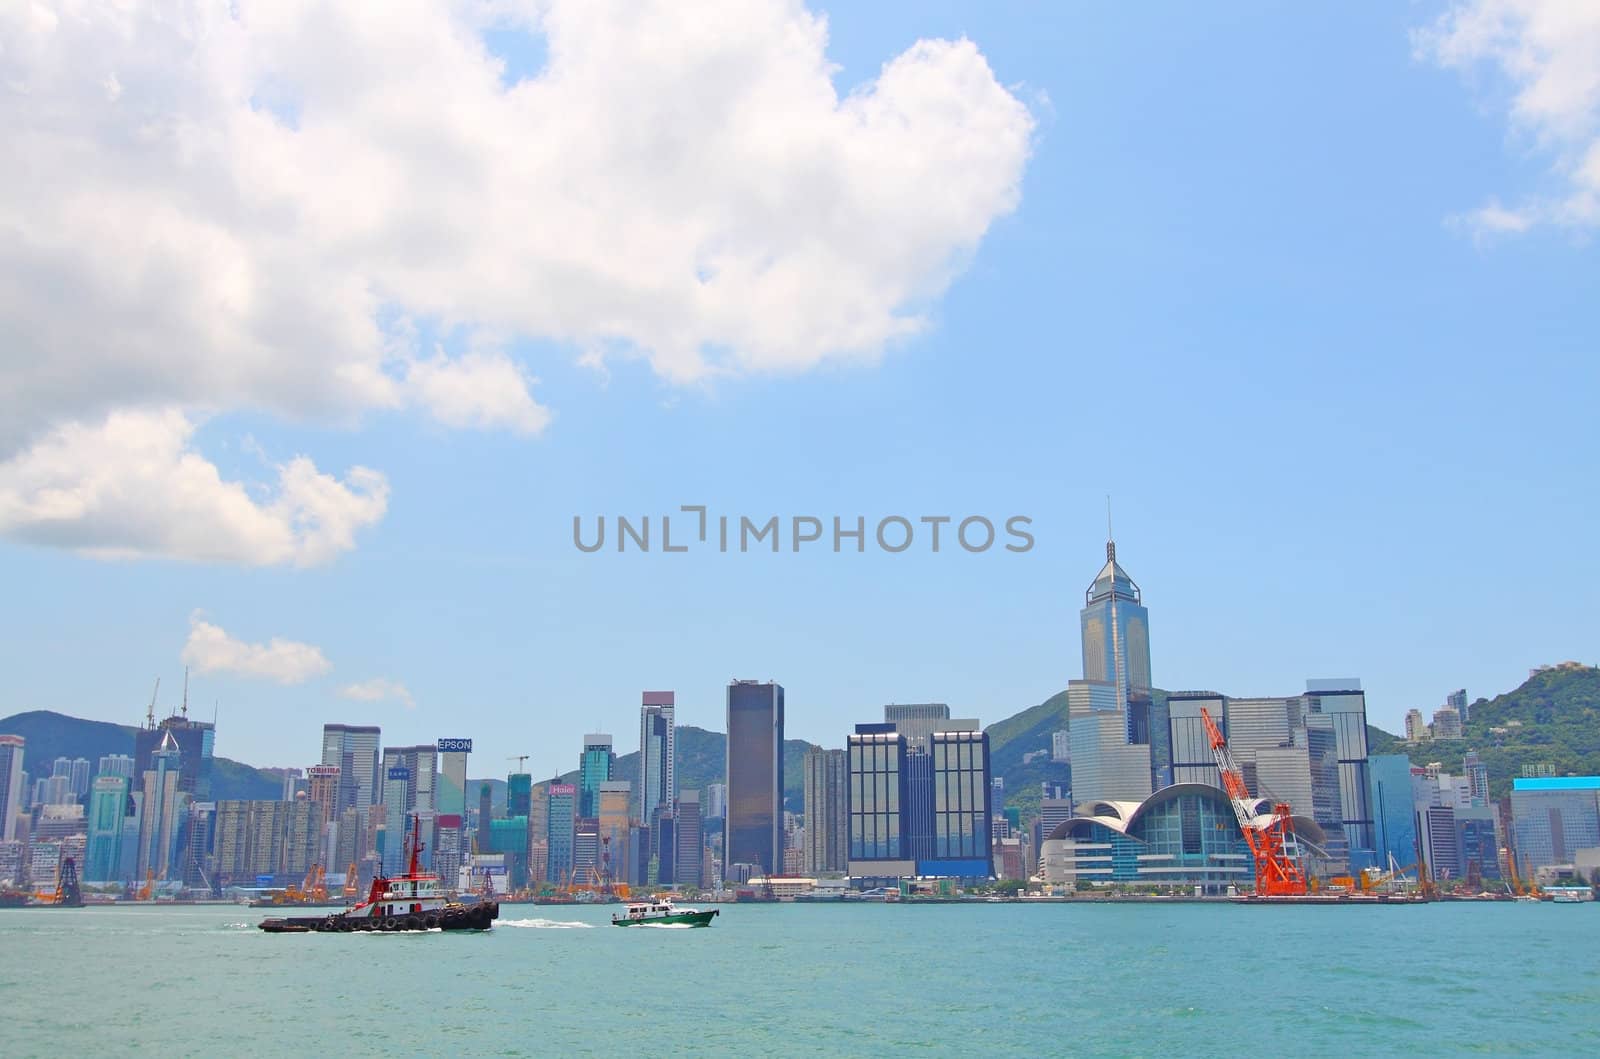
xmin=1 ymin=1 xmax=1596 ymax=777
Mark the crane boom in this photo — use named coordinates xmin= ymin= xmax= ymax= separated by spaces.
xmin=1200 ymin=707 xmax=1308 ymax=897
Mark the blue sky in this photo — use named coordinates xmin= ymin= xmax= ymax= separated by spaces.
xmin=1 ymin=1 xmax=1595 ymax=776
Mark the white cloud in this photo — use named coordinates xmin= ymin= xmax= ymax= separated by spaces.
xmin=0 ymin=1 xmax=1031 ymax=561
xmin=1417 ymin=0 xmax=1600 ymax=231
xmin=0 ymin=408 xmax=388 ymax=566
xmin=182 ymin=612 xmax=333 ymax=684
xmin=338 ymin=678 xmax=416 ymax=711
xmin=404 ymin=351 xmax=551 ymax=435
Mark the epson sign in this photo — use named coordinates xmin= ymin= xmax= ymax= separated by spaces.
xmin=438 ymin=738 xmax=473 ymax=753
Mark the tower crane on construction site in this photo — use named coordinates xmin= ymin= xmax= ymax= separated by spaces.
xmin=1200 ymin=706 xmax=1309 ymax=897
xmin=508 ymin=755 xmax=529 ymax=772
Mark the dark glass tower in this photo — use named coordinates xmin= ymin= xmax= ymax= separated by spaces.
xmin=1079 ymin=535 xmax=1152 ymax=716
xmin=725 ymin=679 xmax=784 ymax=877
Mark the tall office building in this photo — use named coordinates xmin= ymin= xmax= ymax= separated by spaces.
xmin=802 ymin=747 xmax=848 ymax=874
xmin=0 ymin=735 xmax=23 ymax=842
xmin=930 ymin=727 xmax=993 ymax=877
xmin=1447 ymin=688 xmax=1469 ymax=723
xmin=674 ymin=790 xmax=703 ymax=888
xmin=84 ymin=774 xmax=130 ymax=882
xmin=1068 ymin=531 xmax=1164 ymax=805
xmin=546 ymin=782 xmax=577 ymax=884
xmin=437 ymin=738 xmax=472 ymax=817
xmin=883 ymin=703 xmax=951 ymax=752
xmin=380 ymin=745 xmax=438 ymax=816
xmin=508 ymin=773 xmax=533 ymax=818
xmin=578 ymin=734 xmax=614 ymax=819
xmin=725 ymin=679 xmax=785 ymax=877
xmin=1367 ymin=754 xmax=1419 ymax=871
xmin=1079 ymin=533 xmax=1151 ymax=715
xmin=321 ymin=724 xmax=381 ymax=813
xmin=846 ymin=724 xmax=910 ymax=878
xmin=597 ymin=781 xmax=633 ymax=885
xmin=381 ymin=763 xmax=412 ymax=874
xmin=137 ymin=731 xmax=185 ymax=879
xmin=639 ymin=692 xmax=677 ymax=825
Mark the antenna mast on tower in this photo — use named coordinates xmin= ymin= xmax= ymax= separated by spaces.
xmin=182 ymin=667 xmax=189 ymax=718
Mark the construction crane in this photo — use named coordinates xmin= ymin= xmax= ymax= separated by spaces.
xmin=1200 ymin=706 xmax=1309 ymax=897
xmin=146 ymin=677 xmax=161 ymax=728
xmin=507 ymin=755 xmax=529 ymax=772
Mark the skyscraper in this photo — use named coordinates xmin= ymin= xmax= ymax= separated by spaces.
xmin=1447 ymin=688 xmax=1469 ymax=723
xmin=84 ymin=774 xmax=128 ymax=882
xmin=725 ymin=679 xmax=785 ymax=877
xmin=846 ymin=724 xmax=911 ymax=878
xmin=1079 ymin=533 xmax=1151 ymax=715
xmin=598 ymin=781 xmax=632 ymax=885
xmin=381 ymin=763 xmax=412 ymax=874
xmin=1068 ymin=529 xmax=1161 ymax=806
xmin=674 ymin=790 xmax=703 ymax=888
xmin=929 ymin=727 xmax=993 ymax=877
xmin=546 ymin=783 xmax=577 ymax=884
xmin=801 ymin=747 xmax=848 ymax=874
xmin=0 ymin=735 xmax=23 ymax=842
xmin=321 ymin=724 xmax=381 ymax=813
xmin=137 ymin=731 xmax=184 ymax=880
xmin=578 ymin=734 xmax=614 ymax=819
xmin=639 ymin=692 xmax=676 ymax=826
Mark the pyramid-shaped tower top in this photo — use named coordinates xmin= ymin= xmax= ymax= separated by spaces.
xmin=1086 ymin=536 xmax=1141 ymax=606
xmin=156 ymin=728 xmax=181 ymax=757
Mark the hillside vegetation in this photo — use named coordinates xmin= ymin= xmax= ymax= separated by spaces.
xmin=1370 ymin=663 xmax=1600 ymax=798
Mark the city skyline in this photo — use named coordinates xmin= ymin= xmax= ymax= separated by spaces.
xmin=0 ymin=4 xmax=1596 ymax=775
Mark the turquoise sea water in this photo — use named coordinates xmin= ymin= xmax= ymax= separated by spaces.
xmin=2 ymin=901 xmax=1597 ymax=1056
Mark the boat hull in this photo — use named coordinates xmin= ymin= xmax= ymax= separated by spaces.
xmin=612 ymin=909 xmax=718 ymax=927
xmin=259 ymin=900 xmax=499 ymax=933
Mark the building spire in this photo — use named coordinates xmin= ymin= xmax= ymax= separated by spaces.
xmin=1106 ymin=495 xmax=1116 ymax=563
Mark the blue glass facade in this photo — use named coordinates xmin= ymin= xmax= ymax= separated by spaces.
xmin=1040 ymin=785 xmax=1253 ymax=891
xmin=1368 ymin=754 xmax=1419 ymax=871
xmin=931 ymin=730 xmax=991 ymax=872
xmin=849 ymin=726 xmax=907 ymax=861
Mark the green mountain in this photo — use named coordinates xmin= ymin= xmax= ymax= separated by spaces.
xmin=1366 ymin=662 xmax=1600 ymax=799
xmin=983 ymin=689 xmax=1073 ymax=820
xmin=0 ymin=709 xmax=286 ymax=801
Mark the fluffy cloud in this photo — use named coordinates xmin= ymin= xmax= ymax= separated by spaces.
xmin=1417 ymin=0 xmax=1600 ymax=231
xmin=181 ymin=613 xmax=333 ymax=684
xmin=0 ymin=1 xmax=1031 ymax=561
xmin=338 ymin=678 xmax=417 ymax=711
xmin=0 ymin=408 xmax=388 ymax=566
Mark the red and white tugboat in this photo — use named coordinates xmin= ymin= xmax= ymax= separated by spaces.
xmin=259 ymin=817 xmax=496 ymax=933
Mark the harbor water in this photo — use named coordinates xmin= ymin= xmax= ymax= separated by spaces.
xmin=2 ymin=901 xmax=1596 ymax=1056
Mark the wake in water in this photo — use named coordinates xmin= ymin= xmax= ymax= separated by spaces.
xmin=499 ymin=918 xmax=595 ymax=929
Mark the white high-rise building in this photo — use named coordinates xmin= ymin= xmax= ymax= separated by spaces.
xmin=321 ymin=725 xmax=381 ymax=812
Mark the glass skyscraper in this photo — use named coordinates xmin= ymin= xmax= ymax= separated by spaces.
xmin=639 ymin=692 xmax=676 ymax=826
xmin=578 ymin=734 xmax=614 ymax=819
xmin=847 ymin=724 xmax=910 ymax=872
xmin=1079 ymin=537 xmax=1151 ymax=715
xmin=725 ymin=679 xmax=785 ymax=877
xmin=929 ymin=728 xmax=993 ymax=876
xmin=546 ymin=782 xmax=577 ymax=884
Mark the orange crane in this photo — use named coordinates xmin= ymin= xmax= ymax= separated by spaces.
xmin=343 ymin=862 xmax=359 ymax=899
xmin=1201 ymin=706 xmax=1309 ymax=897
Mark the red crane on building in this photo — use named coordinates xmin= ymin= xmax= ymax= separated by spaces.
xmin=1200 ymin=706 xmax=1309 ymax=897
